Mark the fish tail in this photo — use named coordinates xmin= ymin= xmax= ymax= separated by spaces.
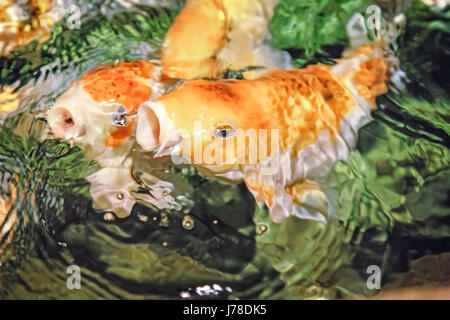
xmin=217 ymin=0 xmax=284 ymax=78
xmin=348 ymin=4 xmax=410 ymax=93
xmin=285 ymin=180 xmax=339 ymax=224
xmin=332 ymin=8 xmax=409 ymax=109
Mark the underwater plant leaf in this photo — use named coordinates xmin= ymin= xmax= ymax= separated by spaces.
xmin=0 ymin=4 xmax=179 ymax=89
xmin=398 ymin=0 xmax=450 ymax=95
xmin=386 ymin=96 xmax=450 ymax=137
xmin=269 ymin=0 xmax=371 ymax=62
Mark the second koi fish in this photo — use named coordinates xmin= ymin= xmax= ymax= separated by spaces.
xmin=136 ymin=42 xmax=400 ymax=223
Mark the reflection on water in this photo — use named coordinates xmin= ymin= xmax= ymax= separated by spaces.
xmin=0 ymin=0 xmax=449 ymax=299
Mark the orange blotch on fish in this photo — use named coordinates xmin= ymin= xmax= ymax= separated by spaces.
xmin=161 ymin=0 xmax=227 ymax=79
xmin=81 ymin=60 xmax=154 ymax=114
xmin=80 ymin=60 xmax=154 ymax=147
xmin=352 ymin=57 xmax=388 ymax=107
xmin=105 ymin=119 xmax=136 ymax=148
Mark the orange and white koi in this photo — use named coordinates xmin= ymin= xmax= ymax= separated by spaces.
xmin=136 ymin=39 xmax=396 ymax=223
xmin=47 ymin=60 xmax=172 ymax=166
xmin=161 ymin=0 xmax=290 ymax=80
xmin=47 ymin=60 xmax=180 ymax=218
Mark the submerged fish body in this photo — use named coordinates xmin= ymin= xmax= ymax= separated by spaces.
xmin=161 ymin=0 xmax=289 ymax=80
xmin=136 ymin=44 xmax=391 ymax=223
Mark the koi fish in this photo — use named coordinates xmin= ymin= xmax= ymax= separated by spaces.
xmin=136 ymin=31 xmax=400 ymax=223
xmin=47 ymin=60 xmax=179 ymax=219
xmin=47 ymin=60 xmax=171 ymax=166
xmin=161 ymin=0 xmax=290 ymax=80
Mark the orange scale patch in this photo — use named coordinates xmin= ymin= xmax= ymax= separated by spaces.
xmin=81 ymin=60 xmax=154 ymax=147
xmin=261 ymin=65 xmax=356 ymax=153
xmin=129 ymin=85 xmax=153 ymax=111
xmin=81 ymin=60 xmax=154 ymax=114
xmin=352 ymin=57 xmax=388 ymax=108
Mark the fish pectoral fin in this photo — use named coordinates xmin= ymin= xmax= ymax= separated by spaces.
xmin=244 ymin=176 xmax=335 ymax=224
xmin=285 ymin=180 xmax=337 ymax=223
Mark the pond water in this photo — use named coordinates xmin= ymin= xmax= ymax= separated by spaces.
xmin=0 ymin=0 xmax=449 ymax=299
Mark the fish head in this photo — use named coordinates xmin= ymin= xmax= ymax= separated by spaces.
xmin=136 ymin=79 xmax=276 ymax=173
xmin=47 ymin=83 xmax=119 ymax=158
xmin=48 ymin=60 xmax=161 ymax=158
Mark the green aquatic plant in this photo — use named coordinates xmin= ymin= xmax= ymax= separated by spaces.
xmin=0 ymin=116 xmax=98 ymax=253
xmin=0 ymin=4 xmax=179 ymax=89
xmin=398 ymin=0 xmax=450 ymax=95
xmin=269 ymin=0 xmax=371 ymax=66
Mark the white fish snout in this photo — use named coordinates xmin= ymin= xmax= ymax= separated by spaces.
xmin=48 ymin=107 xmax=86 ymax=141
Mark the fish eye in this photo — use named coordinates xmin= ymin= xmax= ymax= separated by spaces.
xmin=214 ymin=121 xmax=236 ymax=139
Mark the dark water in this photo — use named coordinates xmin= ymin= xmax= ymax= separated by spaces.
xmin=0 ymin=0 xmax=449 ymax=299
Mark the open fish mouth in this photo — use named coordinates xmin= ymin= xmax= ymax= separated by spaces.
xmin=136 ymin=101 xmax=182 ymax=158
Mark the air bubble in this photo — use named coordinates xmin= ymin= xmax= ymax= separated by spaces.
xmin=182 ymin=215 xmax=195 ymax=230
xmin=103 ymin=212 xmax=116 ymax=221
xmin=256 ymin=224 xmax=268 ymax=235
xmin=116 ymin=192 xmax=124 ymax=200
